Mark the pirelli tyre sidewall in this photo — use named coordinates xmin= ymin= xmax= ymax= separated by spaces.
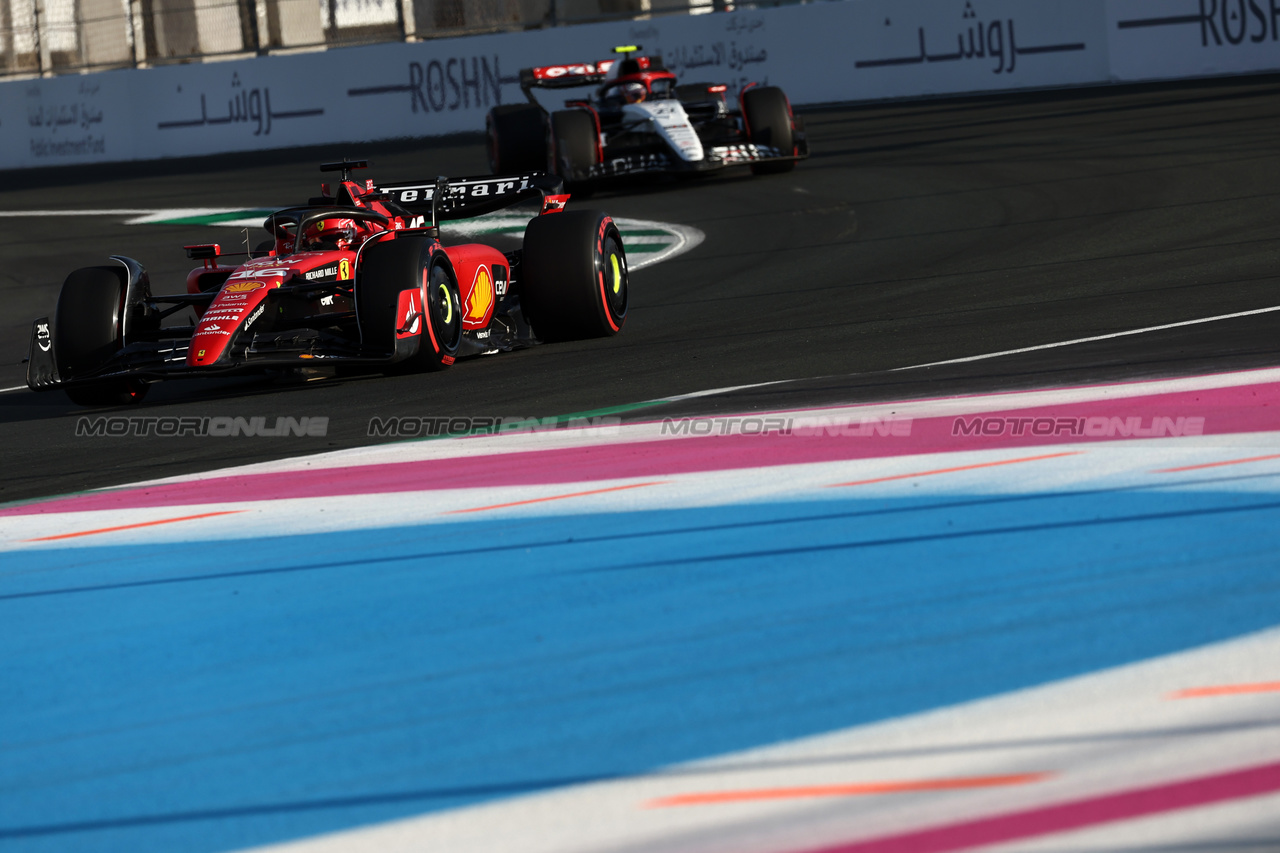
xmin=55 ymin=265 xmax=148 ymax=406
xmin=486 ymin=104 xmax=549 ymax=175
xmin=416 ymin=255 xmax=463 ymax=372
xmin=742 ymin=86 xmax=796 ymax=175
xmin=521 ymin=209 xmax=627 ymax=342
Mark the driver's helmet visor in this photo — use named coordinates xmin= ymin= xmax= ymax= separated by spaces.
xmin=621 ymin=81 xmax=647 ymax=103
xmin=302 ymin=217 xmax=357 ymax=250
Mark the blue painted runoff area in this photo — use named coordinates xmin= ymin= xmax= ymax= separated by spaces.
xmin=2 ymin=476 xmax=1280 ymax=852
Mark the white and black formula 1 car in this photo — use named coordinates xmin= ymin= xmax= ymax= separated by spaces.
xmin=485 ymin=45 xmax=808 ymax=189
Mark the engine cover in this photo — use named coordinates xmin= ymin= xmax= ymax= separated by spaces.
xmin=621 ymin=100 xmax=704 ymax=163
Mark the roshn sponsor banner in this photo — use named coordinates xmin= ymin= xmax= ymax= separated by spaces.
xmin=788 ymin=0 xmax=1111 ymax=103
xmin=1106 ymin=0 xmax=1280 ymax=80
xmin=0 ymin=0 xmax=1277 ymax=171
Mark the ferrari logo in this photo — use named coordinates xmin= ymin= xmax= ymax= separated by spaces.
xmin=466 ymin=267 xmax=493 ymax=322
xmin=339 ymin=258 xmax=351 ymax=280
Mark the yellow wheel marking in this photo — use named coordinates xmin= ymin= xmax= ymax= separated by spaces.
xmin=439 ymin=284 xmax=453 ymax=324
xmin=610 ymin=254 xmax=622 ymax=294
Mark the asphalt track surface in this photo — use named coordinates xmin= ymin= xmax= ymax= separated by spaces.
xmin=2 ymin=74 xmax=1279 ymax=504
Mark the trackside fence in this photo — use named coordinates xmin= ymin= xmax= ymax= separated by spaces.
xmin=3 ymin=0 xmax=1279 ymax=170
xmin=0 ymin=0 xmax=738 ymax=77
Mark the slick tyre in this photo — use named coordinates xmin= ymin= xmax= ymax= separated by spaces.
xmin=487 ymin=104 xmax=548 ymax=175
xmin=54 ymin=265 xmax=148 ymax=407
xmin=521 ymin=209 xmax=627 ymax=342
xmin=742 ymin=86 xmax=796 ymax=175
xmin=550 ymin=109 xmax=599 ymax=191
xmin=357 ymin=236 xmax=461 ymax=372
xmin=413 ymin=261 xmax=463 ymax=371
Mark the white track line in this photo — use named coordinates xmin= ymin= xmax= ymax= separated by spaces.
xmin=894 ymin=304 xmax=1280 ymax=371
xmin=0 ymin=209 xmax=155 ymax=216
xmin=7 ymin=304 xmax=1277 ymax=398
xmin=626 ymin=221 xmax=706 ymax=271
xmin=657 ymin=380 xmax=793 ymax=403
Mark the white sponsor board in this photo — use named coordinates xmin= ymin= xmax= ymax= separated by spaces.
xmin=789 ymin=0 xmax=1111 ymax=103
xmin=1107 ymin=0 xmax=1280 ymax=80
xmin=1 ymin=0 xmax=1277 ymax=170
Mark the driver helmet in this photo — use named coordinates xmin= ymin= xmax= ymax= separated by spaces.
xmin=303 ymin=217 xmax=357 ymax=250
xmin=620 ymin=81 xmax=647 ymax=104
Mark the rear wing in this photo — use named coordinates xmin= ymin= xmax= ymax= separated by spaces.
xmin=376 ymin=173 xmax=567 ymax=224
xmin=520 ymin=60 xmax=616 ymax=95
xmin=519 ymin=53 xmax=669 ymax=103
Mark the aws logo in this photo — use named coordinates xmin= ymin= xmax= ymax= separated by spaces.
xmin=466 ymin=266 xmax=494 ymax=322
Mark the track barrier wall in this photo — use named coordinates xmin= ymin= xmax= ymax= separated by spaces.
xmin=4 ymin=0 xmax=1279 ymax=170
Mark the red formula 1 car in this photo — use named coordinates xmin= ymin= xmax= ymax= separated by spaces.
xmin=486 ymin=45 xmax=808 ymax=189
xmin=27 ymin=161 xmax=629 ymax=406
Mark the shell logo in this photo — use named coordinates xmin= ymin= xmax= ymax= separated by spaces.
xmin=466 ymin=266 xmax=494 ymax=322
xmin=223 ymin=281 xmax=264 ymax=293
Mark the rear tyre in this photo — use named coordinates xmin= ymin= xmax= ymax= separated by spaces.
xmin=54 ymin=265 xmax=148 ymax=407
xmin=357 ymin=236 xmax=461 ymax=372
xmin=549 ymin=109 xmax=599 ymax=192
xmin=521 ymin=209 xmax=627 ymax=342
xmin=486 ymin=104 xmax=548 ymax=175
xmin=742 ymin=86 xmax=796 ymax=175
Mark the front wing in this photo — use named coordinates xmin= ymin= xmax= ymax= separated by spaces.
xmin=590 ymin=140 xmax=808 ymax=179
xmin=26 ymin=303 xmax=539 ymax=391
xmin=27 ymin=317 xmax=401 ymax=390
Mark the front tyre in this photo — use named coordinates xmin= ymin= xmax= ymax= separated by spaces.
xmin=357 ymin=236 xmax=461 ymax=372
xmin=521 ymin=209 xmax=628 ymax=342
xmin=742 ymin=86 xmax=796 ymax=175
xmin=54 ymin=265 xmax=148 ymax=406
xmin=412 ymin=261 xmax=463 ymax=372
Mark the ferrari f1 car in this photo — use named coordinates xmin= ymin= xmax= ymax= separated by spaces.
xmin=486 ymin=45 xmax=807 ymax=187
xmin=27 ymin=160 xmax=629 ymax=406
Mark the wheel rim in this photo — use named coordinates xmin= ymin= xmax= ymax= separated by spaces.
xmin=598 ymin=233 xmax=628 ymax=323
xmin=426 ymin=264 xmax=462 ymax=353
